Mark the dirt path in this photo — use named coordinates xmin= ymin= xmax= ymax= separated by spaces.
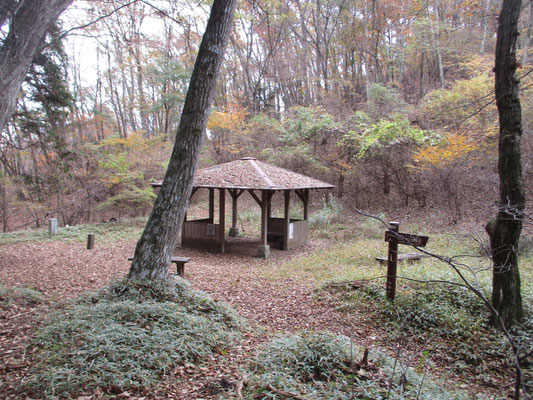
xmin=0 ymin=237 xmax=367 ymax=399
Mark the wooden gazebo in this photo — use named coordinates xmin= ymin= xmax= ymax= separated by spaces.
xmin=152 ymin=157 xmax=334 ymax=258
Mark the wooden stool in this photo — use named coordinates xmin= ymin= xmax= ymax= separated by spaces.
xmin=128 ymin=256 xmax=191 ymax=276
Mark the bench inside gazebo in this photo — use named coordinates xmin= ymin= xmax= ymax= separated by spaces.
xmin=152 ymin=157 xmax=334 ymax=258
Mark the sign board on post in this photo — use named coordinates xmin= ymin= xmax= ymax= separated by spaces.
xmin=385 ymin=222 xmax=428 ymax=301
xmin=385 ymin=231 xmax=429 ymax=247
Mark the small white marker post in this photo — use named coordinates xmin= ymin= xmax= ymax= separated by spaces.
xmin=49 ymin=218 xmax=58 ymax=235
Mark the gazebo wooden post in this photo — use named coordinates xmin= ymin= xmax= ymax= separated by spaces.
xmin=218 ymin=188 xmax=225 ymax=253
xmin=208 ymin=188 xmax=215 ymax=223
xmin=295 ymin=189 xmax=310 ymax=221
xmin=258 ymin=190 xmax=270 ymax=258
xmin=181 ymin=187 xmax=198 ymax=247
xmin=228 ymin=189 xmax=244 ymax=237
xmin=303 ymin=189 xmax=309 ymax=220
xmin=283 ymin=190 xmax=291 ymax=250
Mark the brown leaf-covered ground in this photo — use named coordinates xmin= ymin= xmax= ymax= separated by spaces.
xmin=0 ymin=236 xmax=498 ymax=399
xmin=0 ymin=237 xmax=370 ymax=399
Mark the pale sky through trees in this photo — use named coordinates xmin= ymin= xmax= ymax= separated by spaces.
xmin=62 ymin=0 xmax=209 ymax=85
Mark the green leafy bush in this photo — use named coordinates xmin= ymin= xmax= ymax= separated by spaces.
xmin=24 ymin=279 xmax=244 ymax=398
xmin=97 ymin=185 xmax=157 ymax=216
xmin=340 ymin=115 xmax=428 ymax=159
xmin=252 ymin=332 xmax=352 ymax=382
xmin=367 ymin=83 xmax=409 ymax=120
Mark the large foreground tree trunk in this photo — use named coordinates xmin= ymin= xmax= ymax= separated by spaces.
xmin=486 ymin=0 xmax=524 ymax=329
xmin=128 ymin=0 xmax=237 ymax=280
xmin=0 ymin=0 xmax=74 ymax=133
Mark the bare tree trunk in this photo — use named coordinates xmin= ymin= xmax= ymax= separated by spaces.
xmin=128 ymin=0 xmax=237 ymax=280
xmin=134 ymin=40 xmax=149 ymax=135
xmin=0 ymin=0 xmax=73 ymax=134
xmin=486 ymin=0 xmax=525 ymax=330
xmin=418 ymin=51 xmax=425 ymax=100
xmin=522 ymin=0 xmax=533 ymax=64
xmin=429 ymin=0 xmax=445 ymax=88
xmin=480 ymin=0 xmax=492 ymax=54
xmin=1 ymin=164 xmax=7 ymax=232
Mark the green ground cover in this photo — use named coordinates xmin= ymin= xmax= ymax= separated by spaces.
xmin=0 ymin=217 xmax=147 ymax=245
xmin=22 ymin=279 xmax=245 ymax=399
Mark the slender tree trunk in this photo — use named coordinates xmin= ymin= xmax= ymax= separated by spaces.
xmin=429 ymin=0 xmax=445 ymax=88
xmin=0 ymin=0 xmax=74 ymax=134
xmin=1 ymin=165 xmax=7 ymax=232
xmin=134 ymin=41 xmax=149 ymax=135
xmin=486 ymin=0 xmax=524 ymax=330
xmin=480 ymin=0 xmax=492 ymax=54
xmin=522 ymin=0 xmax=532 ymax=64
xmin=128 ymin=0 xmax=237 ymax=280
xmin=418 ymin=51 xmax=425 ymax=100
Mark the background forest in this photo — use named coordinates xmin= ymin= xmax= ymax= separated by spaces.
xmin=2 ymin=0 xmax=533 ymax=231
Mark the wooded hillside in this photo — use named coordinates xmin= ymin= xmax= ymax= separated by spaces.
xmin=1 ymin=0 xmax=533 ymax=230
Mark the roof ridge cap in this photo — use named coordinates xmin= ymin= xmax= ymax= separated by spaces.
xmin=248 ymin=158 xmax=276 ymax=188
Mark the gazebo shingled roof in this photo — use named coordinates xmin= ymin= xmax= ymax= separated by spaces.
xmin=152 ymin=157 xmax=334 ymax=190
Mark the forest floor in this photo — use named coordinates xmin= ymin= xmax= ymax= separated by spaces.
xmin=0 ymin=228 xmax=523 ymax=399
xmin=0 ymin=237 xmax=365 ymax=399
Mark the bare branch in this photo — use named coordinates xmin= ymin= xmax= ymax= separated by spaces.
xmin=58 ymin=0 xmax=140 ymax=40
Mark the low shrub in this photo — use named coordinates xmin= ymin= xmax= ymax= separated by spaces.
xmin=325 ymin=281 xmax=487 ymax=339
xmin=24 ymin=278 xmax=244 ymax=398
xmin=238 ymin=332 xmax=471 ymax=399
xmin=0 ymin=284 xmax=45 ymax=308
xmin=322 ymin=280 xmax=533 ymax=392
xmin=309 ymin=197 xmax=344 ymax=228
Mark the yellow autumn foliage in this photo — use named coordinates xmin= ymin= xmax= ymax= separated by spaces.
xmin=419 ymin=73 xmax=497 ymax=138
xmin=207 ymin=105 xmax=248 ymax=132
xmin=413 ymin=134 xmax=480 ymax=168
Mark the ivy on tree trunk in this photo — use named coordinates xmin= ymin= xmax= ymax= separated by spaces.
xmin=486 ymin=0 xmax=524 ymax=330
xmin=128 ymin=0 xmax=237 ymax=280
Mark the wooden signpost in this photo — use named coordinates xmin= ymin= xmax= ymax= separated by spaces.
xmin=385 ymin=222 xmax=428 ymax=300
xmin=87 ymin=233 xmax=95 ymax=250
